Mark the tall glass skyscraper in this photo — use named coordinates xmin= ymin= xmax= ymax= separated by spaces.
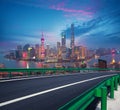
xmin=70 ymin=23 xmax=75 ymax=57
xmin=61 ymin=32 xmax=66 ymax=47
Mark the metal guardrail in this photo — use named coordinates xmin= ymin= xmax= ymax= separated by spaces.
xmin=58 ymin=74 xmax=120 ymax=110
xmin=0 ymin=68 xmax=120 ymax=109
xmin=0 ymin=68 xmax=120 ymax=78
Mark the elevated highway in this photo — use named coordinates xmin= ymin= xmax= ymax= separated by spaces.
xmin=0 ymin=72 xmax=119 ymax=110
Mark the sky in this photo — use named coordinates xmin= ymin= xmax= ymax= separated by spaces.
xmin=0 ymin=0 xmax=120 ymax=51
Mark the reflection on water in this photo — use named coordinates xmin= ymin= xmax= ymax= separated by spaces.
xmin=0 ymin=54 xmax=49 ymax=68
xmin=88 ymin=54 xmax=120 ymax=68
xmin=0 ymin=53 xmax=120 ymax=69
xmin=19 ymin=61 xmax=28 ymax=68
xmin=18 ymin=61 xmax=45 ymax=68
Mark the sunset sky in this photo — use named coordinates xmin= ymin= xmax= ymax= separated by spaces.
xmin=0 ymin=0 xmax=120 ymax=51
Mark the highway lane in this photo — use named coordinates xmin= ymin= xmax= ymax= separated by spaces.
xmin=0 ymin=72 xmax=118 ymax=110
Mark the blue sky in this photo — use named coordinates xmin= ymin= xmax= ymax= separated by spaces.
xmin=0 ymin=0 xmax=120 ymax=50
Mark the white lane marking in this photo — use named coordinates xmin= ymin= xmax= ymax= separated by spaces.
xmin=0 ymin=74 xmax=72 ymax=83
xmin=0 ymin=71 xmax=117 ymax=83
xmin=0 ymin=74 xmax=116 ymax=107
xmin=0 ymin=72 xmax=88 ymax=83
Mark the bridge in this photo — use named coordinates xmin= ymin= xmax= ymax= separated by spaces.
xmin=0 ymin=68 xmax=120 ymax=110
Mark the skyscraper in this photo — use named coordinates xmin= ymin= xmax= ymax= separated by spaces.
xmin=70 ymin=23 xmax=75 ymax=57
xmin=79 ymin=46 xmax=87 ymax=59
xmin=61 ymin=32 xmax=66 ymax=59
xmin=46 ymin=44 xmax=50 ymax=58
xmin=57 ymin=42 xmax=60 ymax=50
xmin=57 ymin=42 xmax=61 ymax=59
xmin=35 ymin=44 xmax=39 ymax=59
xmin=61 ymin=32 xmax=66 ymax=47
xmin=70 ymin=23 xmax=74 ymax=49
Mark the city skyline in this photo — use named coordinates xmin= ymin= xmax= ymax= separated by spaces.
xmin=0 ymin=0 xmax=120 ymax=51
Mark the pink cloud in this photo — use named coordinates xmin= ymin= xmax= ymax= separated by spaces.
xmin=50 ymin=5 xmax=93 ymax=16
xmin=15 ymin=1 xmax=93 ymax=17
xmin=50 ymin=2 xmax=94 ymax=22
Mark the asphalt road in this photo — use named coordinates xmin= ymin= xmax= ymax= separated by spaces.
xmin=0 ymin=72 xmax=118 ymax=110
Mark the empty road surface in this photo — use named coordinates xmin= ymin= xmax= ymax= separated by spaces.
xmin=0 ymin=72 xmax=118 ymax=110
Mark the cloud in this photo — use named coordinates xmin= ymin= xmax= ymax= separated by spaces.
xmin=62 ymin=7 xmax=120 ymax=48
xmin=50 ymin=5 xmax=93 ymax=15
xmin=63 ymin=17 xmax=102 ymax=38
xmin=49 ymin=1 xmax=94 ymax=21
xmin=1 ymin=0 xmax=120 ymax=49
xmin=9 ymin=0 xmax=94 ymax=23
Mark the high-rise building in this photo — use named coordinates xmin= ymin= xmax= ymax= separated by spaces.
xmin=35 ymin=44 xmax=39 ymax=59
xmin=29 ymin=47 xmax=35 ymax=58
xmin=74 ymin=46 xmax=80 ymax=60
xmin=79 ymin=46 xmax=87 ymax=59
xmin=61 ymin=32 xmax=67 ymax=59
xmin=16 ymin=45 xmax=22 ymax=59
xmin=57 ymin=42 xmax=61 ymax=54
xmin=10 ymin=50 xmax=16 ymax=59
xmin=57 ymin=42 xmax=62 ymax=59
xmin=22 ymin=51 xmax=28 ymax=59
xmin=23 ymin=44 xmax=30 ymax=52
xmin=66 ymin=48 xmax=71 ymax=59
xmin=57 ymin=42 xmax=60 ymax=50
xmin=70 ymin=24 xmax=74 ymax=48
xmin=61 ymin=32 xmax=66 ymax=47
xmin=70 ymin=23 xmax=75 ymax=57
xmin=46 ymin=44 xmax=50 ymax=57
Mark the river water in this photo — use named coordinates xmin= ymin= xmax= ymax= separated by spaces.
xmin=0 ymin=53 xmax=120 ymax=69
xmin=0 ymin=54 xmax=44 ymax=68
xmin=0 ymin=54 xmax=72 ymax=68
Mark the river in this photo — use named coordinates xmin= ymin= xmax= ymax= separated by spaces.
xmin=0 ymin=54 xmax=44 ymax=68
xmin=0 ymin=54 xmax=72 ymax=68
xmin=0 ymin=53 xmax=120 ymax=69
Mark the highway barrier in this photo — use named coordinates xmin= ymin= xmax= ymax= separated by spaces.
xmin=0 ymin=68 xmax=120 ymax=110
xmin=0 ymin=68 xmax=120 ymax=78
xmin=58 ymin=74 xmax=120 ymax=110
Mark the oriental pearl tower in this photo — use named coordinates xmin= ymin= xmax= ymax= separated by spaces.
xmin=40 ymin=32 xmax=45 ymax=59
